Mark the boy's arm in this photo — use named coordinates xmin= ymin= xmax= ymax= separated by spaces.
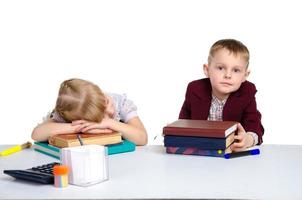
xmin=246 ymin=132 xmax=259 ymax=146
xmin=242 ymin=96 xmax=264 ymax=145
xmin=179 ymin=85 xmax=191 ymax=119
xmin=179 ymin=100 xmax=191 ymax=119
xmin=31 ymin=119 xmax=80 ymax=142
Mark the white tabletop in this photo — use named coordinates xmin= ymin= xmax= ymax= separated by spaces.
xmin=1 ymin=144 xmax=302 ymax=199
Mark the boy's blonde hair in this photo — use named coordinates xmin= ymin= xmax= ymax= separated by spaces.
xmin=55 ymin=78 xmax=107 ymax=123
xmin=208 ymin=39 xmax=250 ymax=67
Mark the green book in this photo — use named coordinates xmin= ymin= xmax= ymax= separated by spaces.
xmin=33 ymin=140 xmax=136 ymax=160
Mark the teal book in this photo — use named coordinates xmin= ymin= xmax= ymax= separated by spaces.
xmin=107 ymin=140 xmax=136 ymax=155
xmin=33 ymin=140 xmax=136 ymax=159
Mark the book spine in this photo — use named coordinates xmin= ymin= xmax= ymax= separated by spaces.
xmin=59 ymin=136 xmax=123 ymax=147
xmin=107 ymin=140 xmax=136 ymax=155
xmin=166 ymin=147 xmax=225 ymax=157
xmin=164 ymin=135 xmax=227 ymax=149
xmin=34 ymin=149 xmax=60 ymax=159
xmin=34 ymin=142 xmax=60 ymax=153
xmin=49 ymin=137 xmax=69 ymax=148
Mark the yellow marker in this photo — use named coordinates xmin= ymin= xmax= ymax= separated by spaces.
xmin=0 ymin=142 xmax=32 ymax=156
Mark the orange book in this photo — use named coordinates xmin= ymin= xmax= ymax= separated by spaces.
xmin=48 ymin=132 xmax=122 ymax=148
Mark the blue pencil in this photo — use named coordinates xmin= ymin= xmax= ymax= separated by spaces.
xmin=224 ymin=148 xmax=260 ymax=159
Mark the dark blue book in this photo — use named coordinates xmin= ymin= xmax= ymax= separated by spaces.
xmin=164 ymin=132 xmax=235 ymax=150
xmin=33 ymin=140 xmax=136 ymax=159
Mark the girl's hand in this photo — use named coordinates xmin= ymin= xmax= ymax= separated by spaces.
xmin=230 ymin=123 xmax=249 ymax=152
xmin=84 ymin=128 xmax=114 ymax=134
xmin=72 ymin=119 xmax=113 ymax=134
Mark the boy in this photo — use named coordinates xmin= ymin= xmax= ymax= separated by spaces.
xmin=179 ymin=39 xmax=264 ymax=152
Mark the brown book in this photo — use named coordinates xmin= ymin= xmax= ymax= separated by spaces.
xmin=48 ymin=132 xmax=122 ymax=148
xmin=163 ymin=119 xmax=238 ymax=138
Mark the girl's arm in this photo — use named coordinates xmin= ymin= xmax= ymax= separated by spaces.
xmin=107 ymin=117 xmax=148 ymax=146
xmin=31 ymin=119 xmax=80 ymax=142
xmin=73 ymin=117 xmax=148 ymax=146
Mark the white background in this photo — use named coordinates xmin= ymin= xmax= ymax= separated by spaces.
xmin=0 ymin=0 xmax=301 ymax=145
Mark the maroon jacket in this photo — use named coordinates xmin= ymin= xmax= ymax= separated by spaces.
xmin=179 ymin=78 xmax=264 ymax=144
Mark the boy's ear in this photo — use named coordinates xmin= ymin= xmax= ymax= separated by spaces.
xmin=203 ymin=64 xmax=209 ymax=77
xmin=243 ymin=69 xmax=250 ymax=81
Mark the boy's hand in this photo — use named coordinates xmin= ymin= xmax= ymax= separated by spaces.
xmin=230 ymin=123 xmax=251 ymax=152
xmin=72 ymin=119 xmax=114 ymax=134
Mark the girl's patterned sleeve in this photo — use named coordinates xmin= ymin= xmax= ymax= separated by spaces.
xmin=119 ymin=94 xmax=138 ymax=123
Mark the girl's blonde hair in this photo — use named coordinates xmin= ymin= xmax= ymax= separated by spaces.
xmin=208 ymin=39 xmax=250 ymax=67
xmin=55 ymin=78 xmax=107 ymax=122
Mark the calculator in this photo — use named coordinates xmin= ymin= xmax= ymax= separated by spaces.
xmin=3 ymin=162 xmax=60 ymax=184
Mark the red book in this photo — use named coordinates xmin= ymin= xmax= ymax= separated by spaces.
xmin=163 ymin=119 xmax=238 ymax=138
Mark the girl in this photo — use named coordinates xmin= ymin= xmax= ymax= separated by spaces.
xmin=32 ymin=78 xmax=148 ymax=145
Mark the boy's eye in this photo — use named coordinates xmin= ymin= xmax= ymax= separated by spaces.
xmin=217 ymin=66 xmax=223 ymax=70
xmin=233 ymin=69 xmax=241 ymax=73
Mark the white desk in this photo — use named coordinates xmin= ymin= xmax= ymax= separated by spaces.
xmin=1 ymin=145 xmax=302 ymax=199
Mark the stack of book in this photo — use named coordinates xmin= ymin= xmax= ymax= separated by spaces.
xmin=163 ymin=119 xmax=238 ymax=157
xmin=33 ymin=132 xmax=136 ymax=159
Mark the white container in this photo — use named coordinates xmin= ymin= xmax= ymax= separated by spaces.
xmin=61 ymin=145 xmax=108 ymax=187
